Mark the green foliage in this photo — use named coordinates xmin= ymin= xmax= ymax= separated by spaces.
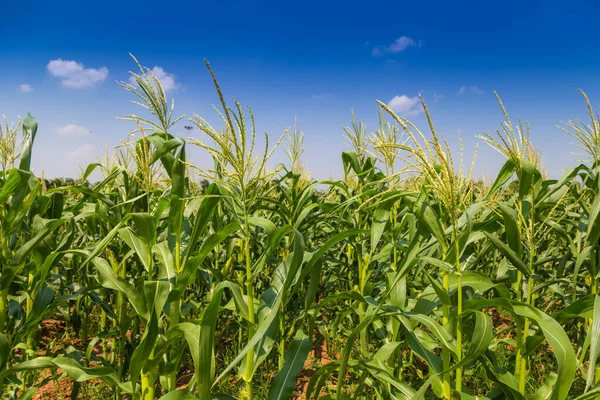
xmin=1 ymin=59 xmax=600 ymax=400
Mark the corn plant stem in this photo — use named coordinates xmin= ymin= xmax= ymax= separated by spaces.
xmin=82 ymin=298 xmax=89 ymax=345
xmin=591 ymin=250 xmax=597 ymax=296
xmin=141 ymin=360 xmax=156 ymax=400
xmin=175 ymin=236 xmax=181 ymax=274
xmin=139 ymin=240 xmax=156 ymax=399
xmin=519 ymin=235 xmax=535 ymax=394
xmin=442 ymin=269 xmax=451 ymax=399
xmin=237 ymin=255 xmax=244 ymax=354
xmin=357 ymin=208 xmax=368 ymax=353
xmin=0 ymin=289 xmax=6 ymax=399
xmin=390 ymin=204 xmax=404 ymax=379
xmin=26 ymin=271 xmax=33 ymax=321
xmin=518 ymin=275 xmax=534 ymax=393
xmin=589 ymin=250 xmax=600 ymax=384
xmin=166 ymin=233 xmax=183 ymax=391
xmin=213 ymin=201 xmax=222 ymax=297
xmin=514 ymin=198 xmax=526 ymax=380
xmin=454 ymin=220 xmax=463 ymax=395
xmin=101 ymin=297 xmax=107 ymax=360
xmin=518 ymin=197 xmax=536 ymax=393
xmin=22 ymin=270 xmax=35 ymax=390
xmin=117 ymin=258 xmax=126 ymax=387
xmin=170 ymin=298 xmax=181 ymax=325
xmin=277 ymin=247 xmax=288 ymax=369
xmin=0 ymin=221 xmax=9 ymax=397
xmin=110 ymin=257 xmax=122 ymax=399
xmin=358 ymin=257 xmax=367 ymax=352
xmin=514 ymin=269 xmax=523 ymax=379
xmin=391 ymin=205 xmax=398 ymax=275
xmin=211 ymin=243 xmax=220 ymax=299
xmin=243 ymin=233 xmax=255 ymax=399
xmin=0 ymin=288 xmax=7 ymax=336
xmin=279 ymin=303 xmax=285 ymax=370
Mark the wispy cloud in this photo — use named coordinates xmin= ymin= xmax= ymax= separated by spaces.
xmin=47 ymin=59 xmax=109 ymax=88
xmin=312 ymin=93 xmax=332 ymax=100
xmin=129 ymin=66 xmax=178 ymax=91
xmin=419 ymin=90 xmax=444 ymax=104
xmin=458 ymin=85 xmax=484 ymax=95
xmin=373 ymin=36 xmax=420 ymax=56
xmin=56 ymin=124 xmax=91 ymax=136
xmin=18 ymin=84 xmax=33 ymax=93
xmin=388 ymin=95 xmax=422 ymax=116
xmin=66 ymin=143 xmax=96 ymax=161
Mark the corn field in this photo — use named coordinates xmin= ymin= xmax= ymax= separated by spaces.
xmin=2 ymin=56 xmax=600 ymax=400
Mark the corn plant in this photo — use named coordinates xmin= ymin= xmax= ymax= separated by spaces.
xmin=5 ymin=56 xmax=600 ymax=400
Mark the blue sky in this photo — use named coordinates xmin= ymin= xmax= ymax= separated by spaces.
xmin=2 ymin=0 xmax=600 ymax=179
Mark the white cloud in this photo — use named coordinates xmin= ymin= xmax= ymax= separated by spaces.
xmin=18 ymin=84 xmax=33 ymax=93
xmin=458 ymin=85 xmax=484 ymax=95
xmin=418 ymin=90 xmax=444 ymax=104
xmin=129 ymin=66 xmax=178 ymax=91
xmin=66 ymin=143 xmax=96 ymax=161
xmin=373 ymin=36 xmax=418 ymax=56
xmin=312 ymin=93 xmax=332 ymax=100
xmin=388 ymin=95 xmax=422 ymax=116
xmin=56 ymin=124 xmax=91 ymax=136
xmin=47 ymin=59 xmax=109 ymax=88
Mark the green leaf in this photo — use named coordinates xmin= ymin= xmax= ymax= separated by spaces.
xmin=0 ymin=169 xmax=30 ymax=204
xmin=80 ymin=215 xmax=132 ymax=269
xmin=518 ymin=159 xmax=538 ymax=198
xmin=213 ymin=229 xmax=305 ymax=387
xmin=452 ymin=311 xmax=493 ymax=370
xmin=179 ymin=222 xmax=241 ymax=290
xmin=406 ymin=313 xmax=458 ymax=354
xmin=586 ymin=191 xmax=600 ymax=247
xmin=585 ymin=295 xmax=600 ymax=390
xmin=448 ymin=271 xmax=496 ymax=294
xmin=297 ymin=228 xmax=363 ymax=285
xmin=130 ymin=212 xmax=157 ymax=244
xmin=465 ymin=298 xmax=576 ymax=400
xmin=486 ymin=159 xmax=515 ymax=198
xmin=169 ymin=145 xmax=186 ymax=240
xmin=158 ymin=389 xmax=197 ymax=400
xmin=577 ymin=382 xmax=600 ymax=399
xmin=0 ymin=357 xmax=122 ymax=389
xmin=484 ymin=232 xmax=531 ymax=277
xmin=267 ymin=329 xmax=311 ymax=400
xmin=19 ymin=112 xmax=38 ymax=171
xmin=370 ymin=194 xmax=397 ymax=253
xmin=248 ymin=216 xmax=277 ymax=242
xmin=419 ymin=256 xmax=455 ymax=273
xmin=182 ymin=184 xmax=221 ymax=265
xmin=498 ymin=202 xmax=522 ymax=256
xmin=405 ymin=329 xmax=443 ymax=394
xmin=411 ymin=197 xmax=447 ymax=252
xmin=151 ymin=137 xmax=185 ymax=167
xmin=373 ymin=341 xmax=402 ymax=362
xmin=342 ymin=151 xmax=361 ymax=176
xmin=94 ymin=258 xmax=148 ymax=320
xmin=10 ymin=218 xmax=66 ymax=266
xmin=119 ymin=227 xmax=152 ymax=272
xmin=0 ymin=333 xmax=9 ymax=370
xmin=534 ymin=373 xmax=558 ymax=400
xmin=197 ymin=282 xmax=226 ymax=400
